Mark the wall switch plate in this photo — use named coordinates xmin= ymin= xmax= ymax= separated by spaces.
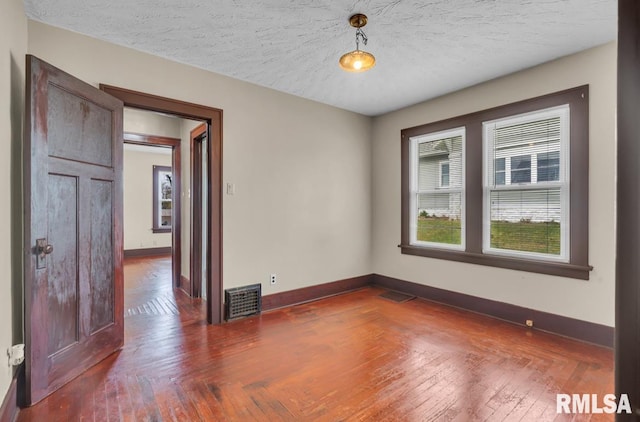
xmin=226 ymin=183 xmax=235 ymax=195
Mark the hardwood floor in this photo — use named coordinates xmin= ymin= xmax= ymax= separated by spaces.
xmin=18 ymin=256 xmax=613 ymax=421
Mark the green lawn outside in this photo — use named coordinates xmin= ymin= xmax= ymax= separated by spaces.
xmin=416 ymin=217 xmax=561 ymax=255
xmin=416 ymin=217 xmax=461 ymax=245
xmin=491 ymin=220 xmax=560 ymax=255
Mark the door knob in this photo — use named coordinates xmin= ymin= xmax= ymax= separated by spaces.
xmin=35 ymin=238 xmax=53 ymax=269
xmin=37 ymin=239 xmax=53 ymax=255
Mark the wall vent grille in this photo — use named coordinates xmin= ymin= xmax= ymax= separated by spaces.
xmin=225 ymin=284 xmax=262 ymax=320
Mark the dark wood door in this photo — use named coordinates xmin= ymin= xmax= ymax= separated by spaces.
xmin=24 ymin=55 xmax=124 ymax=405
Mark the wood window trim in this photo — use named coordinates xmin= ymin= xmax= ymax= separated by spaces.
xmin=152 ymin=164 xmax=172 ymax=234
xmin=400 ymin=85 xmax=592 ymax=280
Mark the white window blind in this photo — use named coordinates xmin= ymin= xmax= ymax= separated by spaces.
xmin=409 ymin=128 xmax=465 ymax=249
xmin=483 ymin=105 xmax=570 ymax=261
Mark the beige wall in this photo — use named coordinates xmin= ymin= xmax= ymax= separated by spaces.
xmin=124 ymin=108 xmax=182 ymax=138
xmin=123 ymin=145 xmax=172 ymax=250
xmin=27 ymin=21 xmax=373 ymax=295
xmin=372 ymin=42 xmax=617 ymax=326
xmin=0 ymin=0 xmax=27 ymax=401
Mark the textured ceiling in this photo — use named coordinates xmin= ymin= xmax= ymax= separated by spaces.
xmin=23 ymin=0 xmax=617 ymax=116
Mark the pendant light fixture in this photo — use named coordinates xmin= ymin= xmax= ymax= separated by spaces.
xmin=339 ymin=13 xmax=376 ymax=73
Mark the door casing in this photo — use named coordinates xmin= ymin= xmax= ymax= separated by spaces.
xmin=190 ymin=123 xmax=207 ymax=298
xmin=101 ymin=84 xmax=223 ymax=324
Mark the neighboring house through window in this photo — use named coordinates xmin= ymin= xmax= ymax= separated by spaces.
xmin=400 ymin=86 xmax=591 ymax=279
xmin=483 ymin=105 xmax=569 ymax=261
xmin=409 ymin=128 xmax=465 ymax=250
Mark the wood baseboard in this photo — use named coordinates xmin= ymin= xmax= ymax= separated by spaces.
xmin=372 ymin=274 xmax=614 ymax=348
xmin=180 ymin=275 xmax=191 ymax=296
xmin=262 ymin=275 xmax=372 ymax=311
xmin=0 ymin=370 xmax=19 ymax=422
xmin=124 ymin=247 xmax=172 ymax=258
xmin=262 ymin=273 xmax=612 ymax=347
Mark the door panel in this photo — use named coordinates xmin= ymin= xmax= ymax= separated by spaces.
xmin=90 ymin=179 xmax=114 ymax=333
xmin=47 ymin=84 xmax=113 ymax=167
xmin=24 ymin=55 xmax=124 ymax=405
xmin=46 ymin=174 xmax=79 ymax=355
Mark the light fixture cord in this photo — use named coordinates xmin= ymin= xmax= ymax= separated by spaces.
xmin=355 ymin=27 xmax=368 ymax=51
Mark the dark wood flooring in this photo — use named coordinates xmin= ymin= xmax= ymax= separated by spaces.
xmin=18 ymin=256 xmax=613 ymax=421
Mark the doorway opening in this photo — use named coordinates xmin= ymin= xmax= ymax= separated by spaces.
xmin=122 ymin=107 xmax=204 ymax=302
xmin=122 ymin=125 xmax=181 ymax=288
xmin=102 ymin=84 xmax=223 ymax=324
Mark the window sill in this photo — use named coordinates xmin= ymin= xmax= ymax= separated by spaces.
xmin=152 ymin=227 xmax=171 ymax=234
xmin=398 ymin=244 xmax=592 ymax=280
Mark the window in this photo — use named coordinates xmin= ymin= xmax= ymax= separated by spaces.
xmin=510 ymin=155 xmax=531 ymax=183
xmin=409 ymin=128 xmax=465 ymax=249
xmin=152 ymin=165 xmax=172 ymax=233
xmin=483 ymin=106 xmax=569 ymax=261
xmin=494 ymin=158 xmax=506 ymax=185
xmin=538 ymin=151 xmax=560 ymax=182
xmin=401 ymin=86 xmax=591 ymax=279
xmin=439 ymin=161 xmax=450 ymax=187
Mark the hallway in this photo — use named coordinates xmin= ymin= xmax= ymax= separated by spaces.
xmin=124 ymin=255 xmax=185 ymax=317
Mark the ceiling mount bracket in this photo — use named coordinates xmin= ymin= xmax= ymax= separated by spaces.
xmin=349 ymin=13 xmax=368 ymax=29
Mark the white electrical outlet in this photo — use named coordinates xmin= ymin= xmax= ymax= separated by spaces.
xmin=270 ymin=274 xmax=277 ymax=285
xmin=8 ymin=344 xmax=24 ymax=366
